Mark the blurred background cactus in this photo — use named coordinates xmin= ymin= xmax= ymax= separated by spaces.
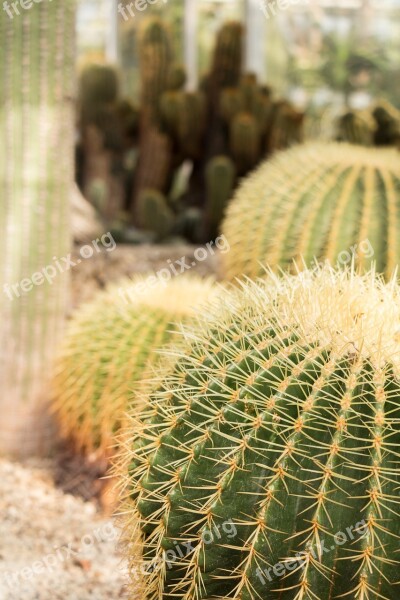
xmin=222 ymin=142 xmax=400 ymax=280
xmin=75 ymin=17 xmax=305 ymax=242
xmin=52 ymin=275 xmax=219 ymax=456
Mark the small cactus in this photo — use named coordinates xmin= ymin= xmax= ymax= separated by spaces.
xmin=176 ymin=92 xmax=207 ymax=159
xmin=79 ymin=64 xmax=119 ymax=113
xmin=222 ymin=142 xmax=400 ymax=279
xmin=205 ymin=155 xmax=236 ymax=238
xmin=230 ymin=112 xmax=261 ymax=175
xmin=336 ymin=110 xmax=376 ymax=146
xmin=137 ymin=189 xmax=174 ymax=240
xmin=267 ymin=100 xmax=304 ymax=153
xmin=120 ymin=266 xmax=400 ymax=600
xmin=167 ymin=64 xmax=186 ymax=91
xmin=372 ymin=99 xmax=400 ymax=146
xmin=52 ymin=275 xmax=219 ymax=454
xmin=160 ymin=90 xmax=181 ymax=137
xmin=220 ymin=88 xmax=244 ymax=124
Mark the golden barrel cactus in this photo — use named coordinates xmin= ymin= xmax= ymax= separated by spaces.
xmin=222 ymin=143 xmax=400 ymax=280
xmin=52 ymin=275 xmax=219 ymax=455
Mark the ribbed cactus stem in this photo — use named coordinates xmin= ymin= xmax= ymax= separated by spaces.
xmin=205 ymin=155 xmax=236 ymax=238
xmin=0 ymin=1 xmax=75 ymax=456
xmin=52 ymin=276 xmax=219 ymax=454
xmin=137 ymin=189 xmax=174 ymax=240
xmin=222 ymin=142 xmax=400 ymax=280
xmin=230 ymin=112 xmax=261 ymax=175
xmin=139 ymin=17 xmax=173 ymax=126
xmin=120 ymin=267 xmax=400 ymax=600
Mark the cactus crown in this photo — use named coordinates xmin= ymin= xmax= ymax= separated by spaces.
xmin=52 ymin=275 xmax=218 ymax=454
xmin=222 ymin=142 xmax=400 ymax=280
xmin=121 ymin=267 xmax=400 ymax=600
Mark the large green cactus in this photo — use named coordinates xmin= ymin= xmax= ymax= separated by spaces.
xmin=52 ymin=275 xmax=218 ymax=454
xmin=0 ymin=0 xmax=75 ymax=456
xmin=222 ymin=142 xmax=400 ymax=280
xmin=120 ymin=267 xmax=400 ymax=600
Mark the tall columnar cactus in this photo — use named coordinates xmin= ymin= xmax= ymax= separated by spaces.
xmin=120 ymin=267 xmax=400 ymax=600
xmin=209 ymin=22 xmax=243 ymax=100
xmin=230 ymin=112 xmax=261 ymax=175
xmin=0 ymin=1 xmax=75 ymax=456
xmin=139 ymin=18 xmax=173 ymax=126
xmin=205 ymin=155 xmax=236 ymax=238
xmin=134 ymin=128 xmax=172 ymax=200
xmin=52 ymin=276 xmax=219 ymax=454
xmin=222 ymin=142 xmax=400 ymax=280
xmin=137 ymin=189 xmax=174 ymax=240
xmin=176 ymin=92 xmax=207 ymax=159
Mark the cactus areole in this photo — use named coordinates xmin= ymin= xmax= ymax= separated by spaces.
xmin=123 ymin=268 xmax=400 ymax=600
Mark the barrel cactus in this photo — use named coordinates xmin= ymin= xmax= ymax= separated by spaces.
xmin=222 ymin=142 xmax=400 ymax=280
xmin=120 ymin=266 xmax=400 ymax=600
xmin=52 ymin=276 xmax=218 ymax=454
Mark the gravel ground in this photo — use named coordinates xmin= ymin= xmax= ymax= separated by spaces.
xmin=0 ymin=459 xmax=131 ymax=600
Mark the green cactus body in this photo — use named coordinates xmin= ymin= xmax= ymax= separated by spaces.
xmin=230 ymin=112 xmax=261 ymax=174
xmin=240 ymin=73 xmax=259 ymax=113
xmin=139 ymin=18 xmax=173 ymax=125
xmin=210 ymin=22 xmax=243 ymax=96
xmin=167 ymin=64 xmax=186 ymax=91
xmin=176 ymin=92 xmax=207 ymax=159
xmin=52 ymin=276 xmax=218 ymax=454
xmin=79 ymin=64 xmax=119 ymax=116
xmin=160 ymin=91 xmax=182 ymax=138
xmin=222 ymin=142 xmax=400 ymax=280
xmin=220 ymin=88 xmax=244 ymax=124
xmin=121 ymin=267 xmax=400 ymax=600
xmin=205 ymin=156 xmax=236 ymax=238
xmin=134 ymin=128 xmax=172 ymax=200
xmin=137 ymin=189 xmax=174 ymax=240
